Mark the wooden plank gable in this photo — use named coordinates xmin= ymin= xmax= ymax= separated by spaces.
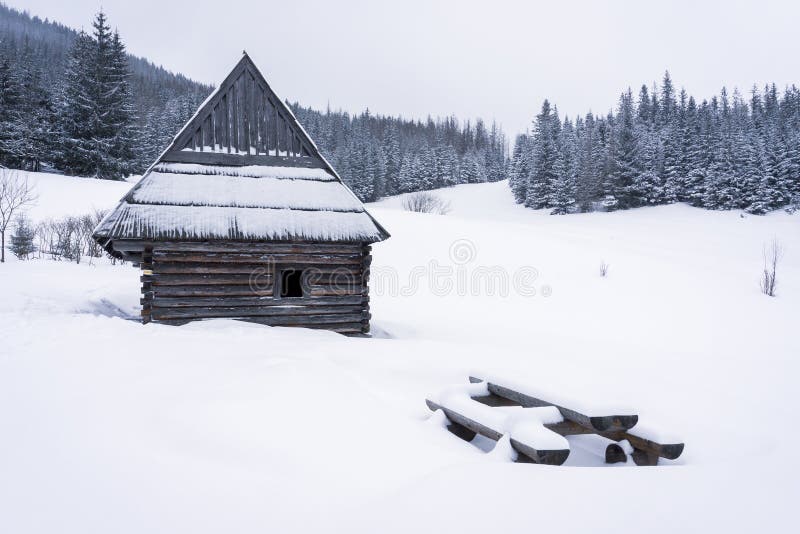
xmin=162 ymin=52 xmax=323 ymax=168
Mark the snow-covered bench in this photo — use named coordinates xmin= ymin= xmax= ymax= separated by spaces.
xmin=426 ymin=382 xmax=571 ymax=465
xmin=427 ymin=376 xmax=684 ymax=466
xmin=468 ymin=374 xmax=684 ymax=465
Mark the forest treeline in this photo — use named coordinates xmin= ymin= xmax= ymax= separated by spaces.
xmin=0 ymin=5 xmax=507 ymax=200
xmin=510 ymin=73 xmax=800 ymax=214
xmin=292 ymin=104 xmax=508 ymax=201
xmin=2 ymin=4 xmax=798 ymax=213
xmin=0 ymin=5 xmax=210 ymax=177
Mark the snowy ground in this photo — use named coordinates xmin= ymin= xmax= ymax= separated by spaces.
xmin=1 ymin=173 xmax=799 ymax=533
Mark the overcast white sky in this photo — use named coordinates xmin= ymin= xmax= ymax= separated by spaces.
xmin=9 ymin=0 xmax=800 ymax=137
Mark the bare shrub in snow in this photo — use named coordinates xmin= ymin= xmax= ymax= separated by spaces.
xmin=0 ymin=169 xmax=37 ymax=263
xmin=599 ymin=261 xmax=610 ymax=277
xmin=760 ymin=239 xmax=783 ymax=297
xmin=34 ymin=210 xmax=109 ymax=264
xmin=402 ymin=192 xmax=451 ymax=215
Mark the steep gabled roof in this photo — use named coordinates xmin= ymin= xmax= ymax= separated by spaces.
xmin=94 ymin=52 xmax=389 ymax=247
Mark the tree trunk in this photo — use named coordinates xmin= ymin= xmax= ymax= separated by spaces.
xmin=1 ymin=230 xmax=5 ymax=263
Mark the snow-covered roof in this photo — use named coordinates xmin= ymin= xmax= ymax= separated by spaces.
xmin=94 ymin=53 xmax=388 ymax=245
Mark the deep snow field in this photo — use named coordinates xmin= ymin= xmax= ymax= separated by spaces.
xmin=1 ymin=172 xmax=799 ymax=533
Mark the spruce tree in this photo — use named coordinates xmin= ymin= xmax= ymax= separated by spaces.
xmin=58 ymin=12 xmax=136 ymax=179
xmin=525 ymin=100 xmax=559 ymax=209
xmin=659 ymin=71 xmax=676 ymax=126
xmin=57 ymin=30 xmax=96 ymax=175
xmin=106 ymin=30 xmax=137 ymax=176
xmin=609 ymin=90 xmax=640 ymax=209
xmin=0 ymin=53 xmax=23 ymax=166
xmin=509 ymin=134 xmax=531 ymax=203
xmin=9 ymin=213 xmax=35 ymax=260
xmin=550 ymin=118 xmax=577 ymax=214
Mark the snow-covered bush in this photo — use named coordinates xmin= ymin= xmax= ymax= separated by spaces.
xmin=402 ymin=192 xmax=451 ymax=215
xmin=599 ymin=261 xmax=610 ymax=277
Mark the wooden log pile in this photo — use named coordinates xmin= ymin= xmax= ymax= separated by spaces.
xmin=426 ymin=375 xmax=684 ymax=466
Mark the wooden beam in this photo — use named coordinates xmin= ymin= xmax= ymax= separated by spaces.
xmin=152 ymin=285 xmax=275 ymax=298
xmin=156 ymin=242 xmax=364 ymax=253
xmin=148 ymin=274 xmax=262 ymax=286
xmin=151 ymin=263 xmax=360 ymax=276
xmin=152 ymin=252 xmax=362 ymax=264
xmin=151 ymin=309 xmax=368 ymax=323
xmin=469 ymin=376 xmax=638 ymax=433
xmin=426 ymin=399 xmax=570 ymax=465
xmin=151 ymin=295 xmax=364 ymax=307
xmin=159 ymin=150 xmax=324 ymax=167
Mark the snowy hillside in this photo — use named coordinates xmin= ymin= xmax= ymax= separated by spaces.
xmin=1 ymin=174 xmax=799 ymax=533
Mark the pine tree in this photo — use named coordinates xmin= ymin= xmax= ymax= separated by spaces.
xmin=57 ymin=12 xmax=136 ymax=179
xmin=525 ymin=100 xmax=559 ymax=209
xmin=383 ymin=126 xmax=402 ymax=195
xmin=105 ymin=30 xmax=137 ymax=176
xmin=659 ymin=71 xmax=676 ymax=126
xmin=0 ymin=53 xmax=24 ymax=166
xmin=509 ymin=134 xmax=532 ymax=203
xmin=680 ymin=97 xmax=706 ymax=206
xmin=777 ymin=131 xmax=800 ymax=198
xmin=609 ymin=90 xmax=640 ymax=209
xmin=574 ymin=113 xmax=603 ymax=210
xmin=662 ymin=127 xmax=682 ymax=202
xmin=57 ymin=30 xmax=97 ymax=175
xmin=550 ymin=118 xmax=577 ymax=214
xmin=398 ymin=153 xmax=421 ymax=193
xmin=9 ymin=213 xmax=36 ymax=260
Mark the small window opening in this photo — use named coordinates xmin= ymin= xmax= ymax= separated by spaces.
xmin=281 ymin=269 xmax=304 ymax=298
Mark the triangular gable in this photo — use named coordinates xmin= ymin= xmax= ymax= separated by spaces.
xmin=160 ymin=52 xmax=323 ymax=169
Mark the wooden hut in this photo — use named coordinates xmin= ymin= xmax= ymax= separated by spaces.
xmin=93 ymin=52 xmax=389 ymax=335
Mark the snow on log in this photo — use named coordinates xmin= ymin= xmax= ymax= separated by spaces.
xmin=426 ymin=383 xmax=570 ymax=465
xmin=469 ymin=374 xmax=638 ymax=432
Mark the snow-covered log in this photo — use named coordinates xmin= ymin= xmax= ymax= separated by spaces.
xmin=426 ymin=383 xmax=571 ymax=465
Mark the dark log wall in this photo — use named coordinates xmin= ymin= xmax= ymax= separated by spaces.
xmin=140 ymin=241 xmax=372 ymax=335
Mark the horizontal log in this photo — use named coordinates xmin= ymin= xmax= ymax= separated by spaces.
xmin=152 ymin=285 xmax=274 ymax=297
xmin=426 ymin=399 xmax=569 ymax=465
xmin=153 ymin=252 xmax=362 ymax=265
xmin=304 ymin=272 xmax=363 ymax=284
xmin=147 ymin=274 xmax=263 ymax=286
xmin=308 ymin=286 xmax=366 ymax=297
xmin=151 ymin=308 xmax=368 ymax=322
xmin=469 ymin=376 xmax=638 ymax=433
xmin=150 ymin=295 xmax=366 ymax=307
xmin=160 ymin=150 xmax=326 ymax=168
xmin=152 ymin=304 xmax=363 ymax=318
xmin=152 ymin=262 xmax=361 ymax=277
xmin=152 ymin=263 xmax=275 ymax=275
